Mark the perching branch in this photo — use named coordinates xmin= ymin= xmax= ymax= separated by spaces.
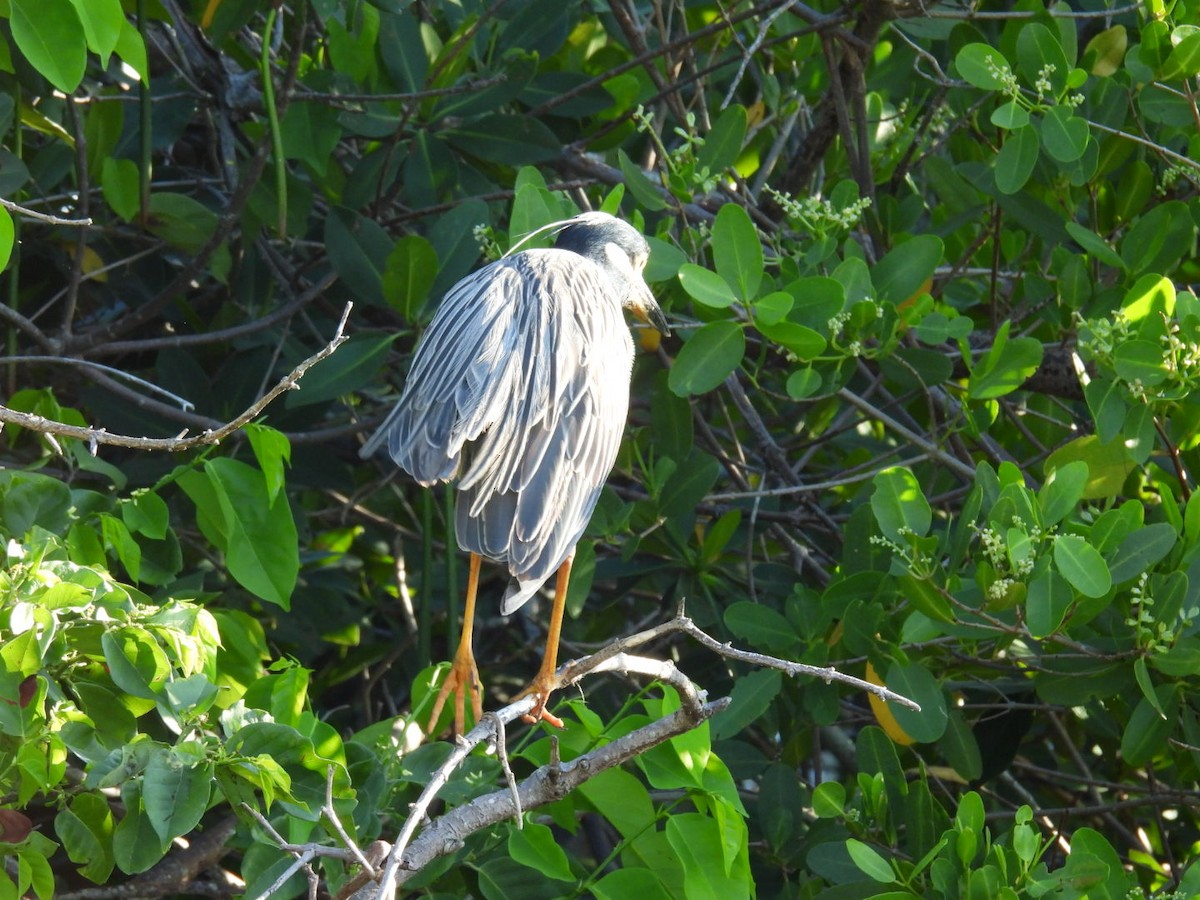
xmin=249 ymin=614 xmax=918 ymax=900
xmin=0 ymin=302 xmax=352 ymax=454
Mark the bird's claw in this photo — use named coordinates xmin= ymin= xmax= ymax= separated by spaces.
xmin=426 ymin=654 xmax=483 ymax=736
xmin=515 ymin=674 xmax=565 ymax=728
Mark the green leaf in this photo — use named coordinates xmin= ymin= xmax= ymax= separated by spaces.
xmin=1161 ymin=31 xmax=1200 ymax=80
xmin=887 ymin=661 xmax=948 ymax=743
xmin=0 ymin=206 xmax=12 ymax=273
xmin=1037 ymin=106 xmax=1088 ymax=163
xmin=1039 ymin=460 xmax=1088 ymax=526
xmin=201 ymin=458 xmax=299 ymax=608
xmin=872 ymin=235 xmax=942 ymax=304
xmin=968 ymin=321 xmax=1043 ymax=399
xmin=990 ymin=100 xmax=1029 ymax=130
xmin=324 ymin=208 xmax=391 ymax=307
xmin=286 ymin=332 xmax=399 ymax=409
xmin=1065 ymin=222 xmax=1126 ymax=270
xmin=939 ymin=711 xmax=982 ymax=781
xmin=65 ymin=0 xmax=122 ymax=61
xmin=679 ymin=263 xmax=737 ymax=308
xmin=723 ymin=602 xmax=799 ymax=655
xmin=443 ymin=114 xmax=561 ymax=164
xmin=811 ymin=781 xmax=846 ymax=818
xmin=1107 ymin=523 xmax=1177 ymax=585
xmin=244 ymin=424 xmax=291 ymax=506
xmin=55 ymin=793 xmax=115 ymax=883
xmin=1121 ymin=685 xmax=1177 ymax=767
xmin=10 ymin=0 xmax=87 ymax=93
xmin=1120 ymin=273 xmax=1175 ymax=323
xmin=112 ymin=783 xmax=168 ymax=874
xmin=145 ymin=193 xmax=218 ymax=254
xmin=994 ymin=124 xmax=1039 ymax=195
xmin=846 ymin=839 xmax=895 ymax=883
xmin=1025 ymin=568 xmax=1072 ymax=638
xmin=508 ymin=822 xmax=574 ymax=882
xmin=1082 ymin=25 xmax=1126 ymax=76
xmin=871 ymin=467 xmax=932 ymax=541
xmin=381 ymin=234 xmax=439 ymax=319
xmin=712 ymin=203 xmax=762 ymax=300
xmin=668 ymin=321 xmax=744 ymax=396
xmin=665 ymin=814 xmax=751 ymax=900
xmin=955 ymin=43 xmax=1013 ymax=90
xmin=1119 ymin=201 xmax=1194 ymax=275
xmin=757 ymin=321 xmax=826 ymax=359
xmin=786 ymin=367 xmax=821 ymax=399
xmin=101 ymin=158 xmax=140 ymax=222
xmin=617 ymin=149 xmax=666 ymax=211
xmin=698 ymin=104 xmax=747 ymax=173
xmin=143 ymin=749 xmax=213 ymax=842
xmin=1052 ymin=535 xmax=1111 ymax=598
xmin=712 ymin=669 xmax=782 ymax=741
xmin=592 ymin=869 xmax=672 ymax=900
xmin=1016 ymin=23 xmax=1069 ymax=96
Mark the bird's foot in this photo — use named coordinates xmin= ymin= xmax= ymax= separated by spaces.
xmin=426 ymin=651 xmax=483 ymax=736
xmin=514 ymin=672 xmax=565 ymax=728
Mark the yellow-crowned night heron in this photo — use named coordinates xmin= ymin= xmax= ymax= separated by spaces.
xmin=361 ymin=211 xmax=669 ymax=734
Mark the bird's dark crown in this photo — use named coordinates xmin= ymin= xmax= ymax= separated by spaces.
xmin=553 ymin=212 xmax=648 ymax=265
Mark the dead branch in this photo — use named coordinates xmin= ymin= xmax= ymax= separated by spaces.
xmin=0 ymin=302 xmax=352 ymax=454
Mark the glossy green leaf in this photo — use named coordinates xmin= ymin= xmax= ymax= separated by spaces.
xmin=1026 ymin=568 xmax=1072 ymax=638
xmin=324 ymin=208 xmax=391 ymax=307
xmin=382 ymin=234 xmax=438 ymax=319
xmin=1161 ymin=31 xmax=1200 ymax=80
xmin=968 ymin=321 xmax=1044 ymax=399
xmin=1052 ymin=535 xmax=1111 ymax=598
xmin=955 ymin=43 xmax=1013 ymax=90
xmin=65 ymin=0 xmax=122 ymax=61
xmin=508 ymin=822 xmax=574 ymax=881
xmin=10 ymin=0 xmax=87 ymax=93
xmin=846 ymin=839 xmax=894 ymax=883
xmin=143 ymin=750 xmax=212 ymax=842
xmin=55 ymin=793 xmax=115 ymax=883
xmin=712 ymin=203 xmax=762 ymax=299
xmin=1119 ymin=201 xmax=1194 ymax=275
xmin=871 ymin=467 xmax=932 ymax=541
xmin=712 ymin=669 xmax=781 ymax=741
xmin=872 ymin=235 xmax=943 ymax=304
xmin=199 ymin=458 xmax=298 ymax=608
xmin=101 ymin=158 xmax=140 ymax=222
xmin=665 ymin=814 xmax=751 ymax=900
xmin=679 ymin=263 xmax=737 ymax=308
xmin=1038 ymin=106 xmax=1088 ymax=163
xmin=617 ymin=149 xmax=666 ymax=211
xmin=724 ymin=602 xmax=799 ymax=655
xmin=443 ymin=114 xmax=560 ymax=164
xmin=1065 ymin=222 xmax=1126 ymax=270
xmin=0 ymin=206 xmax=13 ymax=273
xmin=698 ymin=104 xmax=747 ymax=174
xmin=244 ymin=424 xmax=291 ymax=506
xmin=990 ymin=100 xmax=1029 ymax=130
xmin=1082 ymin=25 xmax=1126 ymax=76
xmin=668 ymin=321 xmax=744 ymax=396
xmin=1039 ymin=460 xmax=1088 ymax=526
xmin=287 ymin=332 xmax=399 ymax=408
xmin=887 ymin=661 xmax=948 ymax=743
xmin=592 ymin=869 xmax=672 ymax=900
xmin=1121 ymin=685 xmax=1177 ymax=767
xmin=939 ymin=710 xmax=982 ymax=781
xmin=1016 ymin=23 xmax=1069 ymax=96
xmin=1107 ymin=523 xmax=1177 ymax=585
xmin=811 ymin=781 xmax=846 ymax=818
xmin=995 ymin=124 xmax=1039 ymax=194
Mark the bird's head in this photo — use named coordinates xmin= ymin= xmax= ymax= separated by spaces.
xmin=552 ymin=212 xmax=670 ymax=336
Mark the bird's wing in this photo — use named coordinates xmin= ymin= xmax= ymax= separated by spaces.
xmin=450 ymin=253 xmax=634 ymax=611
xmin=359 ymin=257 xmax=532 ymax=484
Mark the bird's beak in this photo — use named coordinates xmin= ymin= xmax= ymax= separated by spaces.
xmin=632 ymin=285 xmax=670 ymax=336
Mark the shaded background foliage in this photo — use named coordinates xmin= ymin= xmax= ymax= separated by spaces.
xmin=1 ymin=0 xmax=1200 ymax=897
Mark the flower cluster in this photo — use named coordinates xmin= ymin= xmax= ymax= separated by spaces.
xmin=765 ymin=186 xmax=873 ymax=234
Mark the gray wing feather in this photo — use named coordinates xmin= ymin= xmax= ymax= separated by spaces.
xmin=364 ymin=249 xmax=634 ymax=613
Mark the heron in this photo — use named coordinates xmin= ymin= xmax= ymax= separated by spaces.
xmin=361 ymin=211 xmax=669 ymax=734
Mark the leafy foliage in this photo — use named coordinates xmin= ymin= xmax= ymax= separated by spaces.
xmin=0 ymin=0 xmax=1199 ymax=898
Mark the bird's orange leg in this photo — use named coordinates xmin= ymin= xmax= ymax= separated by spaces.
xmin=517 ymin=555 xmax=572 ymax=728
xmin=427 ymin=553 xmax=484 ymax=735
